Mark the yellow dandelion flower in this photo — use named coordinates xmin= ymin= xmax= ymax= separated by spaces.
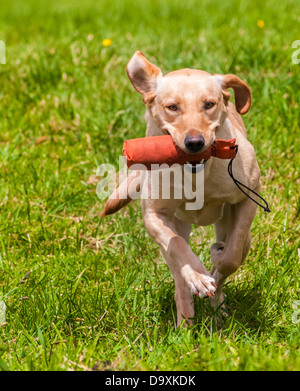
xmin=257 ymin=20 xmax=265 ymax=28
xmin=102 ymin=39 xmax=112 ymax=47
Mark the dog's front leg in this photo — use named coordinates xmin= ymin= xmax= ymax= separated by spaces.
xmin=142 ymin=199 xmax=216 ymax=326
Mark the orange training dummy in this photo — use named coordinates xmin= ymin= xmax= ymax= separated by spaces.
xmin=123 ymin=135 xmax=237 ymax=170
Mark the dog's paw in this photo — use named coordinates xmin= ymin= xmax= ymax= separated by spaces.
xmin=181 ymin=264 xmax=216 ymax=298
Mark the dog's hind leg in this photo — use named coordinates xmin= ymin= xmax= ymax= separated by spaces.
xmin=210 ymin=193 xmax=258 ymax=310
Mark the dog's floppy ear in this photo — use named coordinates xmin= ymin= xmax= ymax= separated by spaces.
xmin=215 ymin=74 xmax=252 ymax=115
xmin=126 ymin=51 xmax=162 ymax=105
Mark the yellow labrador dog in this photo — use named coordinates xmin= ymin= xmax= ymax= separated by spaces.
xmin=102 ymin=51 xmax=261 ymax=326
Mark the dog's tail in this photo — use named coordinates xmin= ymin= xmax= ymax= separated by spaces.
xmin=100 ymin=170 xmax=141 ymax=217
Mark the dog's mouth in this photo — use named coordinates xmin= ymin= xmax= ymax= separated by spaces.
xmin=162 ymin=128 xmax=213 ymax=162
xmin=182 ymin=142 xmax=212 ymax=158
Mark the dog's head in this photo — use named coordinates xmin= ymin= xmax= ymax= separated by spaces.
xmin=126 ymin=51 xmax=251 ymax=153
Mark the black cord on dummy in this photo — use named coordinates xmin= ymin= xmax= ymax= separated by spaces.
xmin=228 ymin=146 xmax=271 ymax=213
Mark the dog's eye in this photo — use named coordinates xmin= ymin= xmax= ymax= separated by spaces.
xmin=204 ymin=101 xmax=215 ymax=110
xmin=166 ymin=104 xmax=178 ymax=111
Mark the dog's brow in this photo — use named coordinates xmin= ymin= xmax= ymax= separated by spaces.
xmin=213 ymin=74 xmax=224 ymax=87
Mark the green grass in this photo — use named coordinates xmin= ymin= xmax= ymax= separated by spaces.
xmin=0 ymin=0 xmax=299 ymax=371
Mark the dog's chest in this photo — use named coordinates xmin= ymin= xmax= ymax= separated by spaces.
xmin=175 ymin=200 xmax=224 ymax=226
xmin=173 ymin=161 xmax=245 ymax=226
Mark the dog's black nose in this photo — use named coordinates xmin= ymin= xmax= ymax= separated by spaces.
xmin=184 ymin=135 xmax=205 ymax=153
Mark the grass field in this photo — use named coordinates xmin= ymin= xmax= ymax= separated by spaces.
xmin=0 ymin=0 xmax=299 ymax=371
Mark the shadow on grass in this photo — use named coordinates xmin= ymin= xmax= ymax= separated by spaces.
xmin=155 ymin=277 xmax=267 ymax=335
